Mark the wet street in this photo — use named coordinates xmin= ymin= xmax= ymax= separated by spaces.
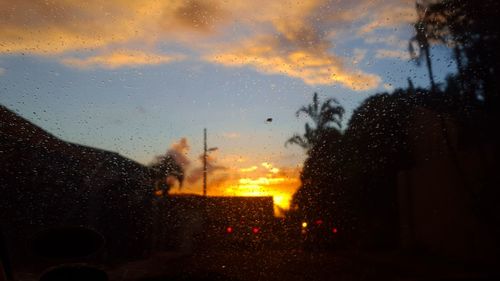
xmin=108 ymin=249 xmax=362 ymax=281
xmin=106 ymin=248 xmax=492 ymax=281
xmin=182 ymin=249 xmax=355 ymax=281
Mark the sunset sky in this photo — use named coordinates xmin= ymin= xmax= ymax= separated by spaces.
xmin=0 ymin=0 xmax=456 ymax=212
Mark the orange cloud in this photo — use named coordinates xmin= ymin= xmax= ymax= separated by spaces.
xmin=186 ymin=152 xmax=227 ymax=184
xmin=0 ymin=0 xmax=228 ymax=56
xmin=213 ymin=158 xmax=301 ymax=212
xmin=0 ymin=0 xmax=143 ymax=55
xmin=261 ymin=162 xmax=279 ymax=174
xmin=222 ymin=166 xmax=300 ymax=213
xmin=169 ymin=149 xmax=301 ymax=214
xmin=202 ymin=0 xmax=383 ymax=89
xmin=206 ymin=37 xmax=381 ymax=90
xmin=164 ymin=0 xmax=227 ymax=33
xmin=1 ymin=0 xmax=415 ymax=88
xmin=62 ymin=50 xmax=183 ymax=69
xmin=167 ymin=137 xmax=191 ymax=168
xmin=240 ymin=166 xmax=258 ymax=173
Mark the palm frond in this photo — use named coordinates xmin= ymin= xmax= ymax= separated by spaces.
xmin=287 ymin=92 xmax=345 ymax=151
xmin=285 ymin=134 xmax=309 ymax=149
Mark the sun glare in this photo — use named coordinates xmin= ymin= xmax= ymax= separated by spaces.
xmin=224 ymin=180 xmax=292 ymax=212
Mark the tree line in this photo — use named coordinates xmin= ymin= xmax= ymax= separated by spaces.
xmin=287 ymin=0 xmax=500 ymax=249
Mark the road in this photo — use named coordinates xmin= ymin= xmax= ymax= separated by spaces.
xmin=106 ymin=246 xmax=498 ymax=281
xmin=108 ymin=249 xmax=360 ymax=281
xmin=14 ymin=247 xmax=494 ymax=281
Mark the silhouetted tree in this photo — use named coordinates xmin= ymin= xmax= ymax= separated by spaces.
xmin=291 ymin=0 xmax=500 ymax=252
xmin=149 ymin=154 xmax=184 ymax=196
xmin=409 ymin=2 xmax=438 ymax=91
xmin=292 ymin=87 xmax=441 ymax=248
xmin=286 ymin=92 xmax=344 ymax=151
xmin=287 ymin=93 xmax=345 ymax=232
xmin=344 ymin=90 xmax=420 ymax=247
xmin=410 ymin=0 xmax=500 ymax=111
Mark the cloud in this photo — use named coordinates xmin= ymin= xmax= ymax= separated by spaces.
xmin=0 ymin=67 xmax=5 ymax=76
xmin=221 ymin=162 xmax=300 ymax=212
xmin=357 ymin=4 xmax=415 ymax=35
xmin=364 ymin=34 xmax=408 ymax=49
xmin=167 ymin=137 xmax=191 ymax=169
xmin=62 ymin=50 xmax=183 ymax=69
xmin=0 ymin=0 xmax=143 ymax=55
xmin=352 ymin=49 xmax=367 ymax=65
xmin=383 ymin=83 xmax=395 ymax=91
xmin=221 ymin=154 xmax=247 ymax=164
xmin=205 ymin=35 xmax=381 ymax=90
xmin=375 ymin=49 xmax=411 ymax=60
xmin=240 ymin=166 xmax=258 ymax=173
xmin=186 ymin=152 xmax=227 ymax=184
xmin=222 ymin=132 xmax=240 ymax=139
xmin=163 ymin=141 xmax=301 ymax=210
xmin=1 ymin=0 xmax=416 ymax=88
xmin=165 ymin=144 xmax=301 ymax=211
xmin=0 ymin=0 xmax=227 ymax=55
xmin=203 ymin=0 xmax=391 ymax=90
xmin=207 ymin=173 xmax=232 ymax=189
xmin=165 ymin=0 xmax=227 ymax=33
xmin=261 ymin=162 xmax=279 ymax=174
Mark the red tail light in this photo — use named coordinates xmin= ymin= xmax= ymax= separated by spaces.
xmin=252 ymin=227 xmax=260 ymax=234
xmin=332 ymin=227 xmax=338 ymax=233
xmin=226 ymin=226 xmax=233 ymax=234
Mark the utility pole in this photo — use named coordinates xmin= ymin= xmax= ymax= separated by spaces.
xmin=203 ymin=128 xmax=207 ymax=197
xmin=202 ymin=128 xmax=218 ymax=197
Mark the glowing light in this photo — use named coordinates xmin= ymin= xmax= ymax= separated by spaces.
xmin=223 ymin=182 xmax=292 ymax=212
xmin=240 ymin=166 xmax=258 ymax=172
xmin=226 ymin=226 xmax=233 ymax=234
xmin=302 ymin=222 xmax=308 ymax=228
xmin=332 ymin=228 xmax=338 ymax=234
xmin=315 ymin=219 xmax=323 ymax=225
xmin=261 ymin=162 xmax=273 ymax=169
xmin=219 ymin=163 xmax=300 ymax=214
xmin=238 ymin=177 xmax=285 ymax=185
xmin=252 ymin=227 xmax=260 ymax=234
xmin=261 ymin=162 xmax=280 ymax=174
xmin=273 ymin=195 xmax=285 ymax=207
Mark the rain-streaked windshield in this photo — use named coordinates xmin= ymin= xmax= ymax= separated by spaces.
xmin=1 ymin=0 xmax=499 ymax=280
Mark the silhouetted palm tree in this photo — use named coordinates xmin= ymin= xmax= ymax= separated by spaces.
xmin=409 ymin=2 xmax=437 ymax=92
xmin=408 ymin=0 xmax=500 ymax=237
xmin=286 ymin=92 xmax=344 ymax=151
xmin=410 ymin=0 xmax=467 ymax=93
xmin=411 ymin=0 xmax=497 ymax=103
